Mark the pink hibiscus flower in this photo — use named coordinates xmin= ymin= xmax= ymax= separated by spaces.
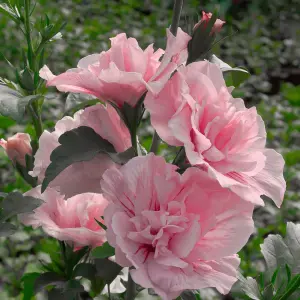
xmin=19 ymin=186 xmax=108 ymax=249
xmin=101 ymin=154 xmax=254 ymax=300
xmin=145 ymin=61 xmax=286 ymax=207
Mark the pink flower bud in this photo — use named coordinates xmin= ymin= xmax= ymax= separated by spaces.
xmin=194 ymin=11 xmax=225 ymax=34
xmin=0 ymin=133 xmax=32 ymax=167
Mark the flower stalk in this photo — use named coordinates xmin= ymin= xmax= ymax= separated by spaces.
xmin=125 ymin=272 xmax=136 ymax=300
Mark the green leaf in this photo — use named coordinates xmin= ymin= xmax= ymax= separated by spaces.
xmin=34 ymin=272 xmax=65 ymax=294
xmin=72 ymin=263 xmax=97 ymax=281
xmin=44 ymin=20 xmax=67 ymax=41
xmin=65 ymin=93 xmax=98 ymax=111
xmin=237 ymin=272 xmax=261 ymax=300
xmin=259 ymin=272 xmax=265 ymax=290
xmin=21 ymin=272 xmax=41 ymax=300
xmin=41 ymin=126 xmax=116 ymax=192
xmin=0 ymin=192 xmax=42 ymax=222
xmin=261 ymin=222 xmax=300 ymax=276
xmin=260 ymin=234 xmax=293 ymax=272
xmin=67 ymin=246 xmax=90 ymax=271
xmin=0 ymin=222 xmax=16 ymax=237
xmin=0 ymin=3 xmax=20 ymax=23
xmin=262 ymin=284 xmax=274 ymax=299
xmin=210 ymin=55 xmax=250 ymax=87
xmin=284 ymin=222 xmax=300 ymax=273
xmin=18 ymin=68 xmax=36 ymax=91
xmin=63 ymin=279 xmax=85 ymax=294
xmin=18 ymin=95 xmax=43 ymax=117
xmin=95 ymin=217 xmax=107 ymax=230
xmin=272 ymin=269 xmax=280 ymax=286
xmin=223 ymin=67 xmax=250 ymax=88
xmin=285 ymin=265 xmax=291 ymax=283
xmin=91 ymin=242 xmax=115 ymax=259
xmin=0 ymin=84 xmax=23 ymax=121
xmin=94 ymin=258 xmax=122 ymax=284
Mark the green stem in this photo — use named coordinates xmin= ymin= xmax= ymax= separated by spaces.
xmin=35 ymin=40 xmax=46 ymax=58
xmin=170 ymin=0 xmax=184 ymax=36
xmin=24 ymin=0 xmax=34 ymax=69
xmin=28 ymin=102 xmax=43 ymax=141
xmin=60 ymin=241 xmax=67 ymax=262
xmin=107 ymin=284 xmax=111 ymax=300
xmin=125 ymin=272 xmax=136 ymax=300
xmin=24 ymin=0 xmax=43 ymax=141
xmin=130 ymin=119 xmax=138 ymax=154
xmin=32 ymin=102 xmax=43 ymax=138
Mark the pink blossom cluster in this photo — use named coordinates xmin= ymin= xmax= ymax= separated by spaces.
xmin=0 ymin=11 xmax=285 ymax=300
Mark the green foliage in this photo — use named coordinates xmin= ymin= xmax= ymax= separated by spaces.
xmin=94 ymin=258 xmax=123 ymax=285
xmin=282 ymin=84 xmax=300 ymax=107
xmin=0 ymin=85 xmax=23 ymax=121
xmin=238 ymin=222 xmax=300 ymax=300
xmin=223 ymin=67 xmax=250 ymax=88
xmin=21 ymin=272 xmax=41 ymax=300
xmin=72 ymin=263 xmax=97 ymax=281
xmin=65 ymin=92 xmax=100 ymax=112
xmin=91 ymin=242 xmax=115 ymax=259
xmin=0 ymin=192 xmax=41 ymax=221
xmin=0 ymin=192 xmax=42 ymax=236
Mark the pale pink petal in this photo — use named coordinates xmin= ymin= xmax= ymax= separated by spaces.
xmin=39 ymin=65 xmax=56 ymax=81
xmin=250 ymin=149 xmax=286 ymax=207
xmin=19 ymin=186 xmax=108 ymax=249
xmin=77 ymin=54 xmax=100 ymax=69
xmin=46 ymin=69 xmax=103 ymax=97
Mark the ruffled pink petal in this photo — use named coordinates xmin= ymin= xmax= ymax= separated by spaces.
xmin=46 ymin=69 xmax=103 ymax=98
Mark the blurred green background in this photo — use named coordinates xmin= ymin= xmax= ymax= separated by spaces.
xmin=0 ymin=0 xmax=300 ymax=299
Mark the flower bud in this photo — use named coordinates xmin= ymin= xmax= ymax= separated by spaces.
xmin=194 ymin=11 xmax=225 ymax=34
xmin=0 ymin=133 xmax=32 ymax=167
